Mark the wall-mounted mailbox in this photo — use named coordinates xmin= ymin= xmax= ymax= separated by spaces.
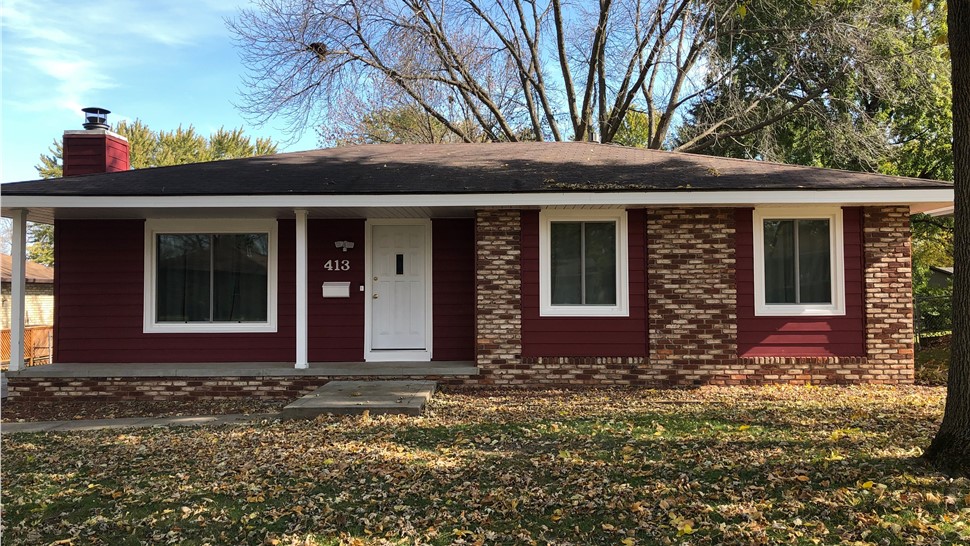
xmin=322 ymin=282 xmax=351 ymax=298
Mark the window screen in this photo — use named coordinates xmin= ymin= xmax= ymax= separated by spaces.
xmin=156 ymin=233 xmax=269 ymax=322
xmin=550 ymin=221 xmax=617 ymax=306
xmin=763 ymin=219 xmax=831 ymax=305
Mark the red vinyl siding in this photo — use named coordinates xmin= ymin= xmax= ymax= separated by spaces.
xmin=432 ymin=219 xmax=475 ymax=360
xmin=307 ymin=219 xmax=366 ymax=361
xmin=55 ymin=217 xmax=472 ymax=365
xmin=54 ymin=219 xmax=295 ymax=363
xmin=306 ymin=218 xmax=474 ymax=362
xmin=521 ymin=210 xmax=647 ymax=357
xmin=62 ymin=133 xmax=129 ymax=176
xmin=736 ymin=207 xmax=865 ymax=357
xmin=104 ymin=135 xmax=130 ymax=172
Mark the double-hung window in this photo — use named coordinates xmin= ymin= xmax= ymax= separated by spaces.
xmin=539 ymin=209 xmax=629 ymax=317
xmin=144 ymin=219 xmax=278 ymax=333
xmin=753 ymin=207 xmax=845 ymax=316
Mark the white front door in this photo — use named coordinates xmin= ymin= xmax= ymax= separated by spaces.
xmin=371 ymin=224 xmax=428 ymax=350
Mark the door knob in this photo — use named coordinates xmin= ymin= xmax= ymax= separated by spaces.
xmin=373 ymin=293 xmax=379 ymax=299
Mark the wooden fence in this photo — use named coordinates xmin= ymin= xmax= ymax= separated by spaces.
xmin=1 ymin=326 xmax=54 ymax=370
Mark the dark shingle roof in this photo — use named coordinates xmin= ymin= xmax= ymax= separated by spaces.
xmin=0 ymin=142 xmax=952 ymax=197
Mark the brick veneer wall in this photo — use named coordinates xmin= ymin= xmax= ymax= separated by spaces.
xmin=477 ymin=207 xmax=747 ymax=387
xmin=863 ymin=206 xmax=915 ymax=383
xmin=474 ymin=209 xmax=522 ymax=384
xmin=470 ymin=206 xmax=913 ymax=387
xmin=645 ymin=208 xmax=739 ymax=383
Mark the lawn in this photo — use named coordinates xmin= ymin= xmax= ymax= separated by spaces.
xmin=2 ymin=386 xmax=968 ymax=545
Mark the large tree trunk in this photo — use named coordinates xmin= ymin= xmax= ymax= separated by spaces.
xmin=925 ymin=0 xmax=970 ymax=478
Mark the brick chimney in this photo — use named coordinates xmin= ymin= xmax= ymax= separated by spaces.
xmin=62 ymin=107 xmax=130 ymax=176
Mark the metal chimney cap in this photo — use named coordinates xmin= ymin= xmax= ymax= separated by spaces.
xmin=81 ymin=107 xmax=111 ymax=130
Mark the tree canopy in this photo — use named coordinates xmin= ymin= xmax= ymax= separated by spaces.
xmin=677 ymin=0 xmax=951 ymax=179
xmin=29 ymin=122 xmax=279 ymax=265
xmin=37 ymin=121 xmax=278 ymax=179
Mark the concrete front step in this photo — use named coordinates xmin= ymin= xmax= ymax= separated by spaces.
xmin=281 ymin=380 xmax=437 ymax=419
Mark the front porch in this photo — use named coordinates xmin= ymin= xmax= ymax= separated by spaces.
xmin=5 ymin=360 xmax=478 ymax=401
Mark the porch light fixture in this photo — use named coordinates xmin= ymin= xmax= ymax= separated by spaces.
xmin=334 ymin=241 xmax=355 ymax=252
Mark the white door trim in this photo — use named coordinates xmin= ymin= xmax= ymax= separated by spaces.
xmin=364 ymin=218 xmax=433 ymax=362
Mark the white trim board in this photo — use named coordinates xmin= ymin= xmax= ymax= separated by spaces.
xmin=538 ymin=209 xmax=630 ymax=317
xmin=1 ymin=188 xmax=954 ymax=212
xmin=294 ymin=210 xmax=309 ymax=368
xmin=752 ymin=206 xmax=845 ymax=317
xmin=143 ymin=218 xmax=279 ymax=334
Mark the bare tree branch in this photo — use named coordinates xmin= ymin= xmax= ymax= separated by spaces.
xmin=229 ymin=0 xmax=926 ymax=152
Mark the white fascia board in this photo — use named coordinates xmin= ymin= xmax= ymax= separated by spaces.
xmin=0 ymin=188 xmax=954 ymax=211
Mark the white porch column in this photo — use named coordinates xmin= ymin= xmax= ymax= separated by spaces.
xmin=8 ymin=209 xmax=28 ymax=372
xmin=294 ymin=209 xmax=309 ymax=369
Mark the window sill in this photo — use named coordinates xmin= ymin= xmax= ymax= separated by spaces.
xmin=143 ymin=322 xmax=278 ymax=334
xmin=539 ymin=305 xmax=629 ymax=318
xmin=754 ymin=305 xmax=845 ymax=317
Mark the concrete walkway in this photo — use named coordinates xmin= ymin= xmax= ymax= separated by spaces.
xmin=282 ymin=380 xmax=437 ymax=419
xmin=1 ymin=413 xmax=280 ymax=434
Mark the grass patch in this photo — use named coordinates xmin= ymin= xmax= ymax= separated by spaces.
xmin=2 ymin=386 xmax=967 ymax=545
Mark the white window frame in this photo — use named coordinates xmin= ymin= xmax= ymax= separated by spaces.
xmin=753 ymin=206 xmax=845 ymax=316
xmin=539 ymin=209 xmax=629 ymax=317
xmin=143 ymin=218 xmax=279 ymax=333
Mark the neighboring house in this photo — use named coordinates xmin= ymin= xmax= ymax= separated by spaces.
xmin=928 ymin=266 xmax=954 ymax=289
xmin=1 ymin=254 xmax=54 ymax=329
xmin=922 ymin=208 xmax=955 ymax=291
xmin=0 ymin=113 xmax=954 ymax=399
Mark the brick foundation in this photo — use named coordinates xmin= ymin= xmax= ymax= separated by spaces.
xmin=5 ymin=375 xmax=475 ymax=402
xmin=518 ymin=356 xmax=874 ymax=386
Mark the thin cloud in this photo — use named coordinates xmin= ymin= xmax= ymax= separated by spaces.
xmin=1 ymin=0 xmax=236 ymax=115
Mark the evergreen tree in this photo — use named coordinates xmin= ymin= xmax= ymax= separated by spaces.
xmin=29 ymin=122 xmax=279 ymax=266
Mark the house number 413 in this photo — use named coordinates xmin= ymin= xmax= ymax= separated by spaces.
xmin=324 ymin=259 xmax=351 ymax=271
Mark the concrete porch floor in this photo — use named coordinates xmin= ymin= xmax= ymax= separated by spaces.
xmin=6 ymin=361 xmax=477 ymax=378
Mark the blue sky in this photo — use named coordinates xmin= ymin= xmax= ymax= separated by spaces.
xmin=1 ymin=0 xmax=319 ymax=183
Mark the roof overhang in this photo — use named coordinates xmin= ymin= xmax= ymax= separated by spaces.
xmin=1 ymin=188 xmax=955 ymax=224
xmin=924 ymin=205 xmax=954 ymax=216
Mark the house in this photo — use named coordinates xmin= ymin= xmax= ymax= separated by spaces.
xmin=1 ymin=254 xmax=54 ymax=329
xmin=0 ymin=112 xmax=954 ymax=400
xmin=928 ymin=266 xmax=954 ymax=289
xmin=1 ymin=254 xmax=54 ymax=369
